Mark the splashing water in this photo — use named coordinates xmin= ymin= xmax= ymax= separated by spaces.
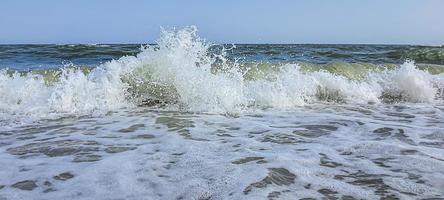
xmin=0 ymin=26 xmax=443 ymax=125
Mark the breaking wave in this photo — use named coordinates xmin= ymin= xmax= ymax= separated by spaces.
xmin=1 ymin=26 xmax=443 ymax=123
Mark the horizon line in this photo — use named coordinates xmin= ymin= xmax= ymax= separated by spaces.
xmin=0 ymin=43 xmax=443 ymax=47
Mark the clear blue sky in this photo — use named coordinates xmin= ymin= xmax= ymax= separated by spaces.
xmin=1 ymin=0 xmax=443 ymax=44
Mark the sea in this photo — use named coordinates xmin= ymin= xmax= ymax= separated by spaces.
xmin=0 ymin=27 xmax=443 ymax=199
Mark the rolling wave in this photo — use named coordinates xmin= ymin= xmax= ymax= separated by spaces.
xmin=1 ymin=26 xmax=443 ymax=124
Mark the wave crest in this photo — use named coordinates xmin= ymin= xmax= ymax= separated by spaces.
xmin=1 ymin=26 xmax=444 ymax=124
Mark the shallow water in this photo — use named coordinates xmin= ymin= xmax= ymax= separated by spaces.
xmin=1 ymin=104 xmax=444 ymax=199
xmin=1 ymin=27 xmax=444 ymax=199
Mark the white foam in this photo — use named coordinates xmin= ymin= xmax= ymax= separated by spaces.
xmin=0 ymin=27 xmax=443 ymax=125
xmin=0 ymin=63 xmax=129 ymax=125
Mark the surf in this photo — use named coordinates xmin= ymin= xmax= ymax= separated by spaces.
xmin=1 ymin=26 xmax=443 ymax=125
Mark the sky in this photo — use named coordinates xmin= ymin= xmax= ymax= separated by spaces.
xmin=0 ymin=0 xmax=443 ymax=44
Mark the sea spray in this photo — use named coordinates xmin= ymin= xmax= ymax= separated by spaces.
xmin=1 ymin=27 xmax=444 ymax=125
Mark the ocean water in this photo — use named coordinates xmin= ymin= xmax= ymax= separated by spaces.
xmin=0 ymin=27 xmax=443 ymax=199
